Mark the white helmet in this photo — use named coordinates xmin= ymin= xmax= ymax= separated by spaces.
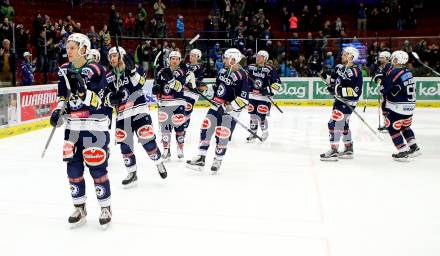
xmin=168 ymin=50 xmax=181 ymax=62
xmin=224 ymin=48 xmax=242 ymax=64
xmin=390 ymin=50 xmax=409 ymax=65
xmin=108 ymin=46 xmax=126 ymax=61
xmin=89 ymin=49 xmax=101 ymax=62
xmin=342 ymin=46 xmax=359 ymax=62
xmin=378 ymin=51 xmax=391 ymax=60
xmin=67 ymin=33 xmax=91 ymax=57
xmin=257 ymin=50 xmax=269 ymax=62
xmin=190 ymin=49 xmax=202 ymax=60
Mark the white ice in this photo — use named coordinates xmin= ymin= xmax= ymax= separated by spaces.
xmin=0 ymin=106 xmax=439 ymax=256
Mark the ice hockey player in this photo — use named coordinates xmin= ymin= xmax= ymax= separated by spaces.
xmin=373 ymin=51 xmax=392 ymax=131
xmin=49 ymin=33 xmax=112 ymax=229
xmin=320 ymin=46 xmax=363 ymax=161
xmin=244 ymin=50 xmax=282 ymax=142
xmin=104 ymin=46 xmax=167 ymax=188
xmin=186 ymin=48 xmax=249 ymax=173
xmin=379 ymin=50 xmax=421 ymax=161
xmin=182 ymin=49 xmax=208 ymax=138
xmin=153 ymin=50 xmax=187 ymax=161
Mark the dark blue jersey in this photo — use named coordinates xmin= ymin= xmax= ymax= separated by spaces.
xmin=329 ymin=64 xmax=363 ymax=103
xmin=374 ymin=62 xmax=392 ymax=77
xmin=57 ymin=61 xmax=109 ymax=131
xmin=104 ymin=66 xmax=148 ymax=120
xmin=245 ymin=64 xmax=281 ymax=101
xmin=213 ymin=68 xmax=249 ymax=105
xmin=184 ymin=63 xmax=206 ymax=100
xmin=381 ymin=67 xmax=416 ymax=103
xmin=154 ymin=66 xmax=186 ymax=106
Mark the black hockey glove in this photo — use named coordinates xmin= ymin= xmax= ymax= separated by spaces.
xmin=107 ymin=91 xmax=124 ymax=106
xmin=373 ymin=73 xmax=383 ymax=84
xmin=50 ymin=108 xmax=65 ymax=127
xmin=123 ymin=53 xmax=136 ymax=77
xmin=262 ymin=86 xmax=274 ymax=96
xmin=326 ymin=86 xmax=336 ymax=96
xmin=67 ymin=69 xmax=86 ymax=96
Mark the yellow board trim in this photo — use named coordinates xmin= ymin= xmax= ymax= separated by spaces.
xmin=0 ymin=120 xmax=51 ymax=139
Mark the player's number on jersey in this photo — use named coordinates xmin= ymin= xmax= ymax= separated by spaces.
xmin=406 ymin=83 xmax=416 ymax=102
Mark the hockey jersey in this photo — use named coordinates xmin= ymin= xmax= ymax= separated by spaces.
xmin=183 ymin=63 xmax=205 ymax=100
xmin=57 ymin=61 xmax=109 ymax=131
xmin=213 ymin=68 xmax=249 ymax=107
xmin=329 ymin=64 xmax=363 ymax=105
xmin=380 ymin=67 xmax=416 ymax=115
xmin=245 ymin=64 xmax=281 ymax=102
xmin=153 ymin=67 xmax=186 ymax=106
xmin=104 ymin=67 xmax=148 ymax=121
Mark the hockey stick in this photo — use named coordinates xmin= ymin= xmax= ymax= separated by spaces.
xmin=41 ymin=68 xmax=71 ymax=158
xmin=321 ymin=78 xmax=384 ymax=141
xmin=239 ymin=66 xmax=283 ymax=113
xmin=185 ymin=84 xmax=263 ymax=141
xmin=411 ymin=52 xmax=440 ymax=77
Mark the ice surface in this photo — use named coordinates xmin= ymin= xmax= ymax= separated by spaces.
xmin=0 ymin=106 xmax=439 ymax=256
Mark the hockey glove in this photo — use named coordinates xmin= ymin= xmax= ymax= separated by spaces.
xmin=123 ymin=53 xmax=136 ymax=77
xmin=270 ymin=82 xmax=282 ymax=92
xmin=326 ymin=85 xmax=336 ymax=96
xmin=320 ymin=70 xmax=332 ymax=84
xmin=50 ymin=108 xmax=65 ymax=127
xmin=67 ymin=69 xmax=86 ymax=96
xmin=106 ymin=91 xmax=124 ymax=107
xmin=263 ymin=86 xmax=274 ymax=96
xmin=185 ymin=71 xmax=196 ymax=89
xmin=169 ymin=79 xmax=183 ymax=92
xmin=231 ymin=96 xmax=248 ymax=111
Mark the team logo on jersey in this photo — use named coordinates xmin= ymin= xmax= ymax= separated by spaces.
xmin=81 ymin=67 xmax=94 ymax=79
xmin=257 ymin=105 xmax=269 ymax=114
xmin=217 ymin=84 xmax=226 ymax=97
xmin=137 ymin=125 xmax=155 ymax=140
xmin=70 ymin=184 xmax=80 ymax=197
xmin=115 ymin=128 xmax=127 ymax=142
xmin=63 ymin=141 xmax=75 ymax=159
xmin=331 ymin=110 xmax=344 ymax=121
xmin=69 ymin=95 xmax=84 ymax=110
xmin=215 ymin=126 xmax=231 ymax=139
xmin=159 ymin=111 xmax=169 ymax=123
xmin=201 ymin=118 xmax=211 ymax=129
xmin=255 ymin=79 xmax=263 ymax=89
xmin=164 ymin=84 xmax=172 ymax=94
xmin=186 ymin=102 xmax=193 ymax=112
xmin=248 ymin=104 xmax=255 ymax=113
xmin=95 ymin=184 xmax=106 ymax=199
xmin=172 ymin=114 xmax=185 ymax=126
xmin=83 ymin=147 xmax=107 ymax=166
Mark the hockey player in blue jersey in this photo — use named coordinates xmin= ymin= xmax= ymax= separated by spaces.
xmin=49 ymin=33 xmax=112 ymax=229
xmin=186 ymin=48 xmax=249 ymax=173
xmin=153 ymin=50 xmax=187 ymax=161
xmin=379 ymin=50 xmax=421 ymax=161
xmin=182 ymin=49 xmax=208 ymax=138
xmin=104 ymin=46 xmax=167 ymax=188
xmin=244 ymin=50 xmax=282 ymax=142
xmin=373 ymin=51 xmax=392 ymax=131
xmin=320 ymin=46 xmax=363 ymax=161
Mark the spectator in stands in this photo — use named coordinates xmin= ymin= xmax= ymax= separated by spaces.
xmin=100 ymin=35 xmax=111 ymax=68
xmin=303 ymin=32 xmax=315 ymax=59
xmin=357 ymin=2 xmax=367 ymax=31
xmin=176 ymin=15 xmax=184 ymax=38
xmin=136 ymin=3 xmax=147 ymax=37
xmin=402 ymin=40 xmax=413 ymax=54
xmin=0 ymin=38 xmax=15 ymax=86
xmin=156 ymin=17 xmax=167 ymax=38
xmin=57 ymin=34 xmax=68 ymax=64
xmin=300 ymin=5 xmax=310 ymax=32
xmin=312 ymin=5 xmax=324 ymax=31
xmin=21 ymin=52 xmax=33 ymax=86
xmin=289 ymin=32 xmax=301 ymax=60
xmin=307 ymin=50 xmax=322 ymax=77
xmin=15 ymin=23 xmax=30 ymax=58
xmin=281 ymin=6 xmax=289 ymax=32
xmin=135 ymin=39 xmax=152 ymax=77
xmin=124 ymin=12 xmax=136 ymax=37
xmin=99 ymin=25 xmax=110 ymax=48
xmin=33 ymin=12 xmax=44 ymax=38
xmin=90 ymin=36 xmax=99 ymax=49
xmin=36 ymin=30 xmax=48 ymax=72
xmin=109 ymin=4 xmax=117 ymax=35
xmin=324 ymin=51 xmax=334 ymax=70
xmin=288 ymin=12 xmax=298 ymax=33
xmin=0 ymin=0 xmax=14 ymax=21
xmin=154 ymin=0 xmax=166 ymax=20
xmin=87 ymin=25 xmax=98 ymax=41
xmin=0 ymin=17 xmax=12 ymax=41
xmin=333 ymin=17 xmax=345 ymax=37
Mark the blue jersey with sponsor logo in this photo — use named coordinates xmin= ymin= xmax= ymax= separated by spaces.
xmin=213 ymin=68 xmax=249 ymax=105
xmin=186 ymin=63 xmax=205 ymax=87
xmin=329 ymin=64 xmax=363 ymax=101
xmin=57 ymin=61 xmax=109 ymax=131
xmin=154 ymin=67 xmax=186 ymax=102
xmin=381 ymin=67 xmax=416 ymax=104
xmin=104 ymin=66 xmax=148 ymax=119
xmin=375 ymin=62 xmax=392 ymax=76
xmin=245 ymin=64 xmax=281 ymax=94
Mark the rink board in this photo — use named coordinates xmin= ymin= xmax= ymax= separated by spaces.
xmin=1 ymin=77 xmax=439 ymax=139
